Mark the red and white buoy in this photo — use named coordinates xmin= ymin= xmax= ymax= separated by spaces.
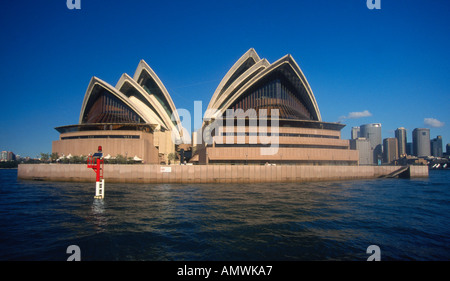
xmin=87 ymin=146 xmax=105 ymax=199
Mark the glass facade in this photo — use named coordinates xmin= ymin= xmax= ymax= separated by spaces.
xmin=226 ymin=76 xmax=314 ymax=120
xmin=61 ymin=135 xmax=140 ymax=140
xmin=83 ymin=89 xmax=143 ymax=124
xmin=137 ymin=71 xmax=176 ymax=126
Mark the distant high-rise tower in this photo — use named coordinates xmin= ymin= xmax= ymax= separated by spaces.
xmin=406 ymin=142 xmax=413 ymax=155
xmin=351 ymin=127 xmax=360 ymax=139
xmin=1 ymin=151 xmax=7 ymax=162
xmin=350 ymin=138 xmax=372 ymax=165
xmin=360 ymin=123 xmax=382 ymax=164
xmin=412 ymin=128 xmax=430 ymax=157
xmin=395 ymin=127 xmax=407 ymax=157
xmin=430 ymin=135 xmax=443 ymax=157
xmin=383 ymin=138 xmax=398 ymax=164
xmin=7 ymin=151 xmax=15 ymax=161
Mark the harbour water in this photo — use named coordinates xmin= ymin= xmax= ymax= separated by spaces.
xmin=0 ymin=168 xmax=449 ymax=261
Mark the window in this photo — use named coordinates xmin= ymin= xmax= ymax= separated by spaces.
xmin=84 ymin=89 xmax=143 ymax=124
xmin=227 ymin=77 xmax=313 ymax=120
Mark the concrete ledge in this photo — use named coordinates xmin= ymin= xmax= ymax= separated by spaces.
xmin=17 ymin=164 xmax=429 ymax=183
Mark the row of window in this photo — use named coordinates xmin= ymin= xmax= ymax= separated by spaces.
xmin=214 ymin=144 xmax=348 ymax=149
xmin=227 ymin=78 xmax=313 ymax=120
xmin=219 ymin=132 xmax=339 ymax=139
xmin=61 ymin=135 xmax=140 ymax=140
xmin=85 ymin=90 xmax=142 ymax=124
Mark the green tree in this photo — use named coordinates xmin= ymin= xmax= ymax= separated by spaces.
xmin=168 ymin=152 xmax=177 ymax=164
xmin=72 ymin=155 xmax=82 ymax=163
xmin=50 ymin=152 xmax=59 ymax=163
xmin=39 ymin=153 xmax=50 ymax=162
xmin=116 ymin=154 xmax=126 ymax=164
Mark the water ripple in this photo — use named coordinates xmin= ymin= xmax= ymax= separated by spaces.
xmin=1 ymin=169 xmax=449 ymax=260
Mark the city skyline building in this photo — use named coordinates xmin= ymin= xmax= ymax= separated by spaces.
xmin=351 ymin=127 xmax=360 ymax=140
xmin=1 ymin=151 xmax=7 ymax=161
xmin=349 ymin=138 xmax=372 ymax=165
xmin=383 ymin=138 xmax=398 ymax=164
xmin=360 ymin=123 xmax=382 ymax=164
xmin=395 ymin=127 xmax=407 ymax=157
xmin=431 ymin=135 xmax=443 ymax=157
xmin=412 ymin=128 xmax=431 ymax=157
xmin=1 ymin=151 xmax=16 ymax=162
xmin=406 ymin=142 xmax=413 ymax=155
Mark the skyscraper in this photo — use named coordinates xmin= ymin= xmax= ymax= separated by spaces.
xmin=351 ymin=126 xmax=360 ymax=139
xmin=7 ymin=151 xmax=15 ymax=161
xmin=383 ymin=138 xmax=398 ymax=164
xmin=395 ymin=127 xmax=407 ymax=157
xmin=1 ymin=151 xmax=15 ymax=161
xmin=430 ymin=135 xmax=443 ymax=157
xmin=360 ymin=123 xmax=382 ymax=164
xmin=1 ymin=151 xmax=7 ymax=162
xmin=350 ymin=138 xmax=372 ymax=165
xmin=406 ymin=142 xmax=413 ymax=155
xmin=412 ymin=128 xmax=430 ymax=157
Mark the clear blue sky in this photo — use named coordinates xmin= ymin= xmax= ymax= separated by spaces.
xmin=0 ymin=0 xmax=449 ymax=158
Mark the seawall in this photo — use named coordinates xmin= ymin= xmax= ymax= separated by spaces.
xmin=17 ymin=164 xmax=428 ymax=183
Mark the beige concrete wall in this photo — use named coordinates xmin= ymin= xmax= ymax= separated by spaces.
xmin=409 ymin=165 xmax=429 ymax=178
xmin=220 ymin=126 xmax=341 ymax=138
xmin=196 ymin=125 xmax=356 ymax=165
xmin=52 ymin=130 xmax=159 ymax=164
xmin=213 ymin=136 xmax=350 ymax=147
xmin=206 ymin=147 xmax=359 ymax=162
xmin=18 ymin=164 xmax=92 ymax=182
xmin=18 ymin=164 xmax=428 ymax=183
xmin=153 ymin=130 xmax=176 ymax=163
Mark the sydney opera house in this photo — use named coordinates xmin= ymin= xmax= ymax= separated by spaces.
xmin=52 ymin=49 xmax=359 ymax=165
xmin=52 ymin=60 xmax=184 ymax=164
